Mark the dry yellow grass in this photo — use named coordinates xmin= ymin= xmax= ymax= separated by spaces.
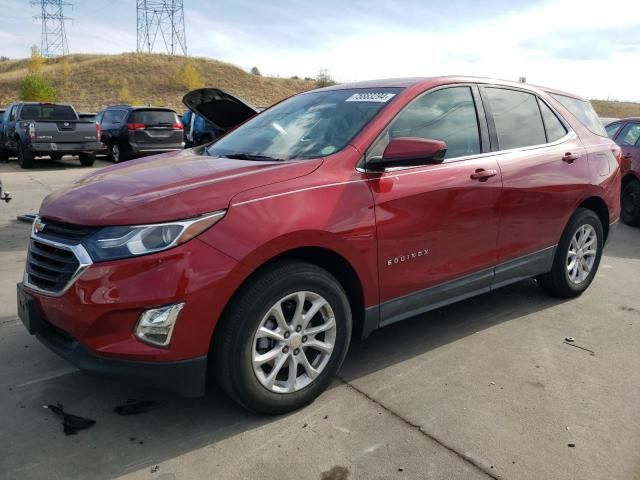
xmin=0 ymin=53 xmax=315 ymax=113
xmin=1 ymin=53 xmax=639 ymax=119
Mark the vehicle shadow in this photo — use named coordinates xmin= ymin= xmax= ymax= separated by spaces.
xmin=0 ymin=157 xmax=111 ymax=173
xmin=3 ymin=279 xmax=567 ymax=479
xmin=602 ymin=223 xmax=640 ymax=260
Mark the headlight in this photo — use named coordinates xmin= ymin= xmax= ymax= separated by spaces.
xmin=84 ymin=210 xmax=226 ymax=261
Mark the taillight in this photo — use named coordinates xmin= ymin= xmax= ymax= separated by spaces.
xmin=127 ymin=123 xmax=145 ymax=131
xmin=172 ymin=122 xmax=184 ymax=130
xmin=28 ymin=123 xmax=36 ymax=141
xmin=95 ymin=122 xmax=101 ymax=142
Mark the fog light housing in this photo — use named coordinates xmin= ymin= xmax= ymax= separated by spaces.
xmin=135 ymin=303 xmax=185 ymax=347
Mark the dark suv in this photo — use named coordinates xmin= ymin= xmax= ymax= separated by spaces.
xmin=96 ymin=106 xmax=185 ymax=162
xmin=605 ymin=118 xmax=640 ymax=225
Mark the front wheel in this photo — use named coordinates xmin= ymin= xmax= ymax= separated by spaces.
xmin=621 ymin=180 xmax=640 ymax=226
xmin=537 ymin=208 xmax=603 ymax=298
xmin=213 ymin=261 xmax=352 ymax=414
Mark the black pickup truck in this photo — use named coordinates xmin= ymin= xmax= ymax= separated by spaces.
xmin=0 ymin=102 xmax=103 ymax=169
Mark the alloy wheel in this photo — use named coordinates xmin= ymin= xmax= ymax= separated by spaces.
xmin=566 ymin=224 xmax=597 ymax=285
xmin=252 ymin=291 xmax=337 ymax=394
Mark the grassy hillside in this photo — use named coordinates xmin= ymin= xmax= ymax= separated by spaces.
xmin=1 ymin=53 xmax=639 ymax=119
xmin=0 ymin=53 xmax=315 ymax=113
xmin=591 ymin=99 xmax=640 ymax=119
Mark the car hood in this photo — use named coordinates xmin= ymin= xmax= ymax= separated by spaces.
xmin=39 ymin=149 xmax=322 ymax=226
xmin=182 ymin=88 xmax=259 ymax=132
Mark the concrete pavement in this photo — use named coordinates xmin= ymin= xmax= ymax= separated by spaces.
xmin=1 ymin=157 xmax=639 ymax=479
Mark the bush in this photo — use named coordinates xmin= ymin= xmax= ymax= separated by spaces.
xmin=20 ymin=73 xmax=57 ymax=102
xmin=177 ymin=62 xmax=203 ymax=90
xmin=315 ymin=69 xmax=336 ymax=88
xmin=251 ymin=66 xmax=262 ymax=76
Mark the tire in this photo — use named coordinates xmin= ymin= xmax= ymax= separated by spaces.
xmin=17 ymin=143 xmax=34 ymax=169
xmin=109 ymin=143 xmax=131 ymax=163
xmin=621 ymin=180 xmax=640 ymax=226
xmin=79 ymin=153 xmax=96 ymax=167
xmin=537 ymin=208 xmax=603 ymax=298
xmin=0 ymin=148 xmax=9 ymax=162
xmin=49 ymin=153 xmax=63 ymax=161
xmin=213 ymin=261 xmax=352 ymax=414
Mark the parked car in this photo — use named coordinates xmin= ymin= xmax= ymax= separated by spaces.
xmin=0 ymin=102 xmax=102 ymax=168
xmin=600 ymin=117 xmax=619 ymax=127
xmin=182 ymin=109 xmax=223 ymax=147
xmin=18 ymin=77 xmax=621 ymax=414
xmin=605 ymin=117 xmax=640 ymax=225
xmin=78 ymin=112 xmax=97 ymax=122
xmin=96 ymin=105 xmax=185 ymax=162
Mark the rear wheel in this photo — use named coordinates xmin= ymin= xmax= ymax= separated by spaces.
xmin=0 ymin=148 xmax=8 ymax=162
xmin=17 ymin=144 xmax=34 ymax=169
xmin=213 ymin=261 xmax=352 ymax=414
xmin=537 ymin=208 xmax=603 ymax=298
xmin=79 ymin=153 xmax=95 ymax=167
xmin=110 ymin=143 xmax=131 ymax=163
xmin=621 ymin=180 xmax=640 ymax=226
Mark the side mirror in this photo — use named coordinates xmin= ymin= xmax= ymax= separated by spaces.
xmin=367 ymin=137 xmax=447 ymax=171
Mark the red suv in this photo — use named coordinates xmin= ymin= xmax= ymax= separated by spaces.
xmin=605 ymin=118 xmax=640 ymax=225
xmin=17 ymin=78 xmax=621 ymax=414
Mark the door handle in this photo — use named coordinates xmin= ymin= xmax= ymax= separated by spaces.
xmin=470 ymin=168 xmax=497 ymax=181
xmin=562 ymin=152 xmax=579 ymax=163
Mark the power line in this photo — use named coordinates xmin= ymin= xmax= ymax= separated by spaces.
xmin=31 ymin=0 xmax=72 ymax=57
xmin=136 ymin=0 xmax=187 ymax=56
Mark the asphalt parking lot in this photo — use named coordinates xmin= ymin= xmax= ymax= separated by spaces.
xmin=1 ymin=157 xmax=639 ymax=480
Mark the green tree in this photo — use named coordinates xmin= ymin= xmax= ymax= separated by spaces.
xmin=177 ymin=62 xmax=203 ymax=90
xmin=250 ymin=66 xmax=261 ymax=76
xmin=20 ymin=46 xmax=56 ymax=102
xmin=20 ymin=74 xmax=57 ymax=102
xmin=119 ymin=79 xmax=132 ymax=103
xmin=315 ymin=68 xmax=336 ymax=88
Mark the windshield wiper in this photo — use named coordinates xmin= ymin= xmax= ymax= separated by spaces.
xmin=221 ymin=153 xmax=285 ymax=162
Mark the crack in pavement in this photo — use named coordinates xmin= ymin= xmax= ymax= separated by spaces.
xmin=337 ymin=376 xmax=502 ymax=480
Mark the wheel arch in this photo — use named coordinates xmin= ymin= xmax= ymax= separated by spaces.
xmin=212 ymin=246 xmax=368 ymax=348
xmin=577 ymin=196 xmax=610 ymax=241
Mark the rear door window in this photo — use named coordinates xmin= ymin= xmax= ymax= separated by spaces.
xmin=381 ymin=86 xmax=481 ymax=160
xmin=484 ymin=88 xmax=546 ymax=150
xmin=20 ymin=104 xmax=77 ymax=121
xmin=130 ymin=110 xmax=178 ymax=126
xmin=112 ymin=110 xmax=127 ymax=124
xmin=616 ymin=123 xmax=640 ymax=147
xmin=538 ymin=100 xmax=567 ymax=143
xmin=550 ymin=94 xmax=607 ymax=137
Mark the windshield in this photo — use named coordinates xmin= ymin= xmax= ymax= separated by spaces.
xmin=206 ymin=88 xmax=403 ymax=160
xmin=20 ymin=104 xmax=77 ymax=121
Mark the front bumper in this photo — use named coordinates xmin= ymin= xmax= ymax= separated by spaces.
xmin=18 ymin=237 xmax=251 ymax=396
xmin=18 ymin=282 xmax=207 ymax=396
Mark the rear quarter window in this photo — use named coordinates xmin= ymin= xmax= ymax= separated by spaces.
xmin=550 ymin=94 xmax=607 ymax=137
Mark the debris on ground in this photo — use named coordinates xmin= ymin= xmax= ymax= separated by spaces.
xmin=150 ymin=465 xmax=160 ymax=473
xmin=114 ymin=400 xmax=161 ymax=416
xmin=45 ymin=404 xmax=96 ymax=435
xmin=565 ymin=337 xmax=575 ymax=343
xmin=563 ymin=340 xmax=596 ymax=356
xmin=568 ymin=443 xmax=576 ymax=448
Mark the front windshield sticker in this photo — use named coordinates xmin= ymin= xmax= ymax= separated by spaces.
xmin=345 ymin=92 xmax=396 ymax=103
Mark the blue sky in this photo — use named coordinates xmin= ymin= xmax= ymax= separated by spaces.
xmin=1 ymin=0 xmax=639 ymax=101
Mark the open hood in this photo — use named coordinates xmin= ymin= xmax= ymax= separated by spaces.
xmin=182 ymin=88 xmax=259 ymax=132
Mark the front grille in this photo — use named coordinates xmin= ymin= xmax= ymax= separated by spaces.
xmin=26 ymin=240 xmax=81 ymax=293
xmin=38 ymin=218 xmax=97 ymax=244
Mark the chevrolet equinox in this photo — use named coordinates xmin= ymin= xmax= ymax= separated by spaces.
xmin=18 ymin=78 xmax=621 ymax=414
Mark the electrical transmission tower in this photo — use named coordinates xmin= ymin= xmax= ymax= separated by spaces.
xmin=32 ymin=0 xmax=72 ymax=57
xmin=137 ymin=1 xmax=187 ymax=56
